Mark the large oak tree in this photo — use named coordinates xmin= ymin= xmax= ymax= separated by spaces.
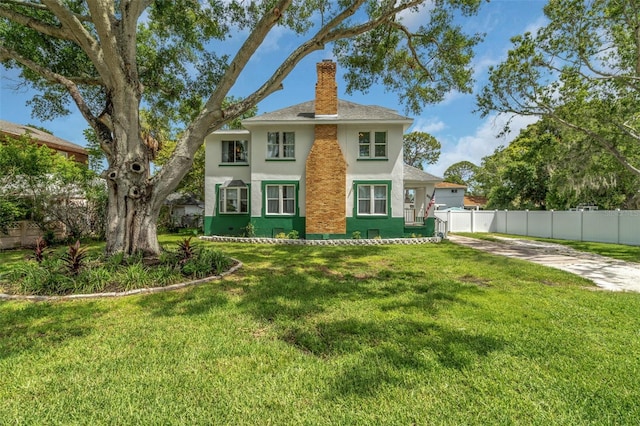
xmin=476 ymin=0 xmax=640 ymax=179
xmin=1 ymin=0 xmax=482 ymax=256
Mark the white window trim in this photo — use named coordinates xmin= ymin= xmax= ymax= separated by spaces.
xmin=219 ymin=187 xmax=248 ymax=214
xmin=358 ymin=131 xmax=388 ymax=159
xmin=267 ymin=131 xmax=295 ymax=159
xmin=221 ymin=140 xmax=249 ymax=164
xmin=357 ymin=184 xmax=388 ymax=216
xmin=265 ymin=184 xmax=296 ymax=215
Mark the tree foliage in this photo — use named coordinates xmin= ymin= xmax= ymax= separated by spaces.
xmin=475 ymin=119 xmax=640 ymax=210
xmin=403 ymin=131 xmax=441 ymax=170
xmin=443 ymin=160 xmax=478 ymax=191
xmin=476 ymin=0 xmax=640 ymax=178
xmin=0 ymin=0 xmax=484 ymax=256
xmin=0 ymin=134 xmax=106 ymax=240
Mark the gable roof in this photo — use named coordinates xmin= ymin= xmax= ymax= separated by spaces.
xmin=243 ymin=99 xmax=413 ymax=125
xmin=464 ymin=195 xmax=487 ymax=207
xmin=435 ymin=181 xmax=467 ymax=189
xmin=0 ymin=119 xmax=88 ymax=161
xmin=403 ymin=164 xmax=442 ymax=183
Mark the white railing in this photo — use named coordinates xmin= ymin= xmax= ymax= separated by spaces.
xmin=434 ymin=209 xmax=640 ymax=246
xmin=404 ymin=208 xmax=424 ymax=225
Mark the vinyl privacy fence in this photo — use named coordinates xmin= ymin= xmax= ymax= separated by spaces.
xmin=435 ymin=210 xmax=640 ymax=246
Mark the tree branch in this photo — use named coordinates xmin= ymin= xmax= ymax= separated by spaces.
xmin=0 ymin=4 xmax=74 ymax=40
xmin=0 ymin=44 xmax=104 ymax=136
xmin=550 ymin=112 xmax=640 ymax=177
xmin=41 ymin=0 xmax=110 ymax=82
xmin=0 ymin=0 xmax=91 ymax=22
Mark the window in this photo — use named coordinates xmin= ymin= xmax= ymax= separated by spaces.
xmin=267 ymin=132 xmax=295 ymax=159
xmin=357 ymin=184 xmax=387 ymax=215
xmin=221 ymin=140 xmax=248 ymax=163
xmin=358 ymin=131 xmax=387 ymax=158
xmin=219 ymin=187 xmax=248 ymax=213
xmin=266 ymin=184 xmax=296 ymax=215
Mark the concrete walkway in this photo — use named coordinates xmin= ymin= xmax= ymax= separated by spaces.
xmin=448 ymin=235 xmax=640 ymax=293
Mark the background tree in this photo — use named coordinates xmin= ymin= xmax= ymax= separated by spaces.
xmin=443 ymin=160 xmax=478 ymax=192
xmin=403 ymin=131 xmax=441 ymax=170
xmin=1 ymin=0 xmax=483 ymax=256
xmin=475 ymin=119 xmax=640 ymax=210
xmin=476 ymin=0 xmax=640 ymax=178
xmin=0 ymin=134 xmax=106 ymax=240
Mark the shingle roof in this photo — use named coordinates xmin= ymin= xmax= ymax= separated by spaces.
xmin=0 ymin=119 xmax=87 ymax=155
xmin=243 ymin=99 xmax=412 ymax=124
xmin=436 ymin=182 xmax=467 ymax=189
xmin=403 ymin=164 xmax=442 ymax=183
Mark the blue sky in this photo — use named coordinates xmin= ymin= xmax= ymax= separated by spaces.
xmin=0 ymin=1 xmax=547 ymax=177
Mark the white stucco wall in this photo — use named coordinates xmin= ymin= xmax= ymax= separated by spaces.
xmin=205 ymin=121 xmax=407 ymax=220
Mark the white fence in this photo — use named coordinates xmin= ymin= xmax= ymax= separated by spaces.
xmin=434 ymin=210 xmax=640 ymax=246
xmin=0 ymin=221 xmax=65 ymax=250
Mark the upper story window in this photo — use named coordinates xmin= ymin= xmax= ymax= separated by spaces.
xmin=266 ymin=184 xmax=296 ymax=215
xmin=267 ymin=132 xmax=295 ymax=159
xmin=358 ymin=131 xmax=387 ymax=159
xmin=222 ymin=140 xmax=248 ymax=163
xmin=357 ymin=184 xmax=388 ymax=215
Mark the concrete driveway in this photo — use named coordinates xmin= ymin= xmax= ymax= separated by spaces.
xmin=448 ymin=235 xmax=640 ymax=293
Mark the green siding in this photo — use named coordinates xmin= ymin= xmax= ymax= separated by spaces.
xmin=204 ymin=215 xmax=250 ymax=236
xmin=403 ymin=217 xmax=436 ymax=237
xmin=346 ymin=217 xmax=404 ymax=239
xmin=251 ymin=217 xmax=306 ymax=238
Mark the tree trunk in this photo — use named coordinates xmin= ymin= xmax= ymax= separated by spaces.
xmin=103 ymin=86 xmax=165 ymax=257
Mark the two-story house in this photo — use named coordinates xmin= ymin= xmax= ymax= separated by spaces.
xmin=203 ymin=60 xmax=441 ymax=239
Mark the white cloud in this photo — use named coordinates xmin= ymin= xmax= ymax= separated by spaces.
xmin=427 ymin=113 xmax=538 ymax=176
xmin=412 ymin=117 xmax=446 ymax=134
xmin=397 ymin=1 xmax=436 ymax=31
xmin=524 ymin=15 xmax=548 ymax=36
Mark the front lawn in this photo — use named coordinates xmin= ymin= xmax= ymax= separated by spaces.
xmin=2 ymin=240 xmax=639 ymax=424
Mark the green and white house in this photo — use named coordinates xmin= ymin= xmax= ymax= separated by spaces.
xmin=203 ymin=61 xmax=441 ymax=239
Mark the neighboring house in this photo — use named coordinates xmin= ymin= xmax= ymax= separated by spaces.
xmin=165 ymin=192 xmax=204 ymax=228
xmin=464 ymin=195 xmax=487 ymax=210
xmin=434 ymin=182 xmax=467 ymax=210
xmin=204 ymin=60 xmax=442 ymax=239
xmin=0 ymin=119 xmax=88 ymax=164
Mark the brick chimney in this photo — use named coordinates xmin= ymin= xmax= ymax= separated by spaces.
xmin=306 ymin=60 xmax=346 ymax=237
xmin=315 ymin=60 xmax=338 ymax=116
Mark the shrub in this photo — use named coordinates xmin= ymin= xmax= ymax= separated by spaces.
xmin=243 ymin=222 xmax=256 ymax=237
xmin=274 ymin=232 xmax=287 ymax=239
xmin=287 ymin=230 xmax=299 ymax=239
xmin=181 ymin=248 xmax=231 ymax=278
xmin=31 ymin=237 xmax=47 ymax=263
xmin=352 ymin=231 xmax=361 ymax=240
xmin=177 ymin=237 xmax=197 ymax=264
xmin=61 ymin=240 xmax=88 ymax=276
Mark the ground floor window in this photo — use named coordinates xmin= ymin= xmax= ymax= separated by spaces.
xmin=357 ymin=184 xmax=388 ymax=215
xmin=219 ymin=187 xmax=248 ymax=213
xmin=265 ymin=184 xmax=296 ymax=215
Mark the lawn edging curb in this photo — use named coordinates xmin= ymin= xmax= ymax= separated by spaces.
xmin=200 ymin=236 xmax=442 ymax=245
xmin=0 ymin=259 xmax=243 ymax=302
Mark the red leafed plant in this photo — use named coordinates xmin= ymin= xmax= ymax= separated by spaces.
xmin=61 ymin=240 xmax=88 ymax=276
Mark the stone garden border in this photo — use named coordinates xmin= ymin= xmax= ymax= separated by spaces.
xmin=0 ymin=259 xmax=243 ymax=302
xmin=200 ymin=235 xmax=442 ymax=245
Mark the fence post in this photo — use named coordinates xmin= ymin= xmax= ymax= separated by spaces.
xmin=550 ymin=210 xmax=554 ymax=239
xmin=617 ymin=209 xmax=621 ymax=244
xmin=505 ymin=210 xmax=508 ymax=234
xmin=471 ymin=209 xmax=475 ymax=233
xmin=525 ymin=209 xmax=529 ymax=237
xmin=580 ymin=209 xmax=584 ymax=242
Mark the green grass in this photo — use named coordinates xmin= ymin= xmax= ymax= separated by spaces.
xmin=455 ymin=232 xmax=640 ymax=263
xmin=2 ymin=240 xmax=640 ymax=424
